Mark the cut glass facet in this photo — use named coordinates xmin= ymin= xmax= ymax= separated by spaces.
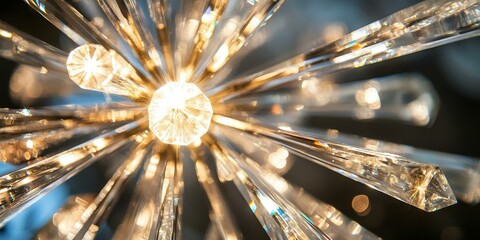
xmin=148 ymin=82 xmax=213 ymax=145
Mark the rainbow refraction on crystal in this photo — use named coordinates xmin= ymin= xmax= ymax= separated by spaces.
xmin=0 ymin=0 xmax=479 ymax=239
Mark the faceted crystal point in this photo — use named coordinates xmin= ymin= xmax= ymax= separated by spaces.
xmin=66 ymin=44 xmax=114 ymax=91
xmin=148 ymin=82 xmax=213 ymax=145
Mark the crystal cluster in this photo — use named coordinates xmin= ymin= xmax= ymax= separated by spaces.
xmin=0 ymin=0 xmax=479 ymax=239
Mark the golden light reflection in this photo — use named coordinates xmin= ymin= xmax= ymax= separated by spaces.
xmin=267 ymin=148 xmax=289 ymax=170
xmin=58 ymin=152 xmax=81 ymax=166
xmin=351 ymin=194 xmax=370 ymax=216
xmin=301 ymin=78 xmax=335 ymax=106
xmin=356 ymin=82 xmax=381 ymax=110
xmin=35 ymin=194 xmax=95 ymax=240
xmin=0 ymin=29 xmax=13 ymax=38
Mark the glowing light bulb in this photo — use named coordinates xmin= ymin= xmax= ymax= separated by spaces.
xmin=148 ymin=82 xmax=213 ymax=145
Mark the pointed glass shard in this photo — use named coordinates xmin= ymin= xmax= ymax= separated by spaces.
xmin=114 ymin=146 xmax=183 ymax=240
xmin=68 ymin=132 xmax=153 ymax=240
xmin=308 ymin=128 xmax=480 ymax=205
xmin=0 ymin=104 xmax=145 ymax=128
xmin=234 ymin=149 xmax=379 ymax=239
xmin=24 ymin=0 xmax=153 ymax=80
xmin=0 ymin=120 xmax=145 ymax=227
xmin=0 ymin=21 xmax=67 ymax=72
xmin=0 ymin=124 xmax=106 ymax=164
xmin=189 ymin=0 xmax=286 ymax=85
xmin=208 ymin=0 xmax=480 ymax=101
xmin=205 ymin=135 xmax=328 ymax=239
xmin=213 ymin=115 xmax=457 ymax=211
xmin=157 ymin=147 xmax=183 ymax=239
xmin=112 ymin=144 xmax=171 ymax=240
xmin=67 ymin=44 xmax=152 ymax=101
xmin=121 ymin=0 xmax=176 ymax=82
xmin=148 ymin=82 xmax=213 ymax=145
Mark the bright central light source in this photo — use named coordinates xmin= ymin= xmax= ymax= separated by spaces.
xmin=148 ymin=82 xmax=213 ymax=145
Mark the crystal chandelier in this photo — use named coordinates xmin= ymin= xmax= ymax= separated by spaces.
xmin=0 ymin=0 xmax=479 ymax=239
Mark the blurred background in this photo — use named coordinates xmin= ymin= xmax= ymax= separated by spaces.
xmin=1 ymin=0 xmax=480 ymax=239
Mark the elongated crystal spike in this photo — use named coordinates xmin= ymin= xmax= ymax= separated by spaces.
xmin=112 ymin=144 xmax=171 ymax=240
xmin=23 ymin=0 xmax=143 ymax=69
xmin=68 ymin=132 xmax=153 ymax=240
xmin=119 ymin=0 xmax=176 ymax=82
xmin=148 ymin=82 xmax=213 ymax=145
xmin=312 ymin=129 xmax=480 ymax=205
xmin=0 ymin=104 xmax=145 ymax=128
xmin=208 ymin=0 xmax=480 ymax=101
xmin=189 ymin=144 xmax=242 ymax=240
xmin=205 ymin=135 xmax=328 ymax=239
xmin=191 ymin=0 xmax=286 ymax=85
xmin=215 ymin=73 xmax=439 ymax=126
xmin=113 ymin=146 xmax=183 ymax=240
xmin=157 ymin=147 xmax=183 ymax=239
xmin=242 ymin=155 xmax=380 ymax=239
xmin=213 ymin=115 xmax=457 ymax=211
xmin=0 ymin=124 xmax=106 ymax=164
xmin=0 ymin=21 xmax=67 ymax=72
xmin=0 ymin=120 xmax=145 ymax=227
xmin=67 ymin=44 xmax=152 ymax=101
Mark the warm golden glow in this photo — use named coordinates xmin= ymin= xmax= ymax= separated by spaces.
xmin=66 ymin=44 xmax=114 ymax=90
xmin=148 ymin=82 xmax=213 ymax=145
xmin=351 ymin=194 xmax=370 ymax=215
xmin=66 ymin=44 xmax=150 ymax=101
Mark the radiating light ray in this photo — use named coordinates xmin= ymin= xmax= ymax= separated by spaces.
xmin=0 ymin=119 xmax=146 ymax=227
xmin=207 ymin=0 xmax=480 ymax=102
xmin=213 ymin=115 xmax=457 ymax=211
xmin=23 ymin=0 xmax=156 ymax=84
xmin=174 ymin=0 xmax=228 ymax=82
xmin=205 ymin=134 xmax=329 ymax=240
xmin=192 ymin=0 xmax=286 ymax=86
xmin=0 ymin=104 xmax=145 ymax=128
xmin=215 ymin=73 xmax=440 ymax=126
xmin=189 ymin=143 xmax=242 ymax=240
xmin=67 ymin=131 xmax=153 ymax=240
xmin=0 ymin=21 xmax=68 ymax=73
xmin=0 ymin=123 xmax=108 ymax=165
xmin=241 ymin=154 xmax=380 ymax=239
xmin=111 ymin=144 xmax=171 ymax=240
